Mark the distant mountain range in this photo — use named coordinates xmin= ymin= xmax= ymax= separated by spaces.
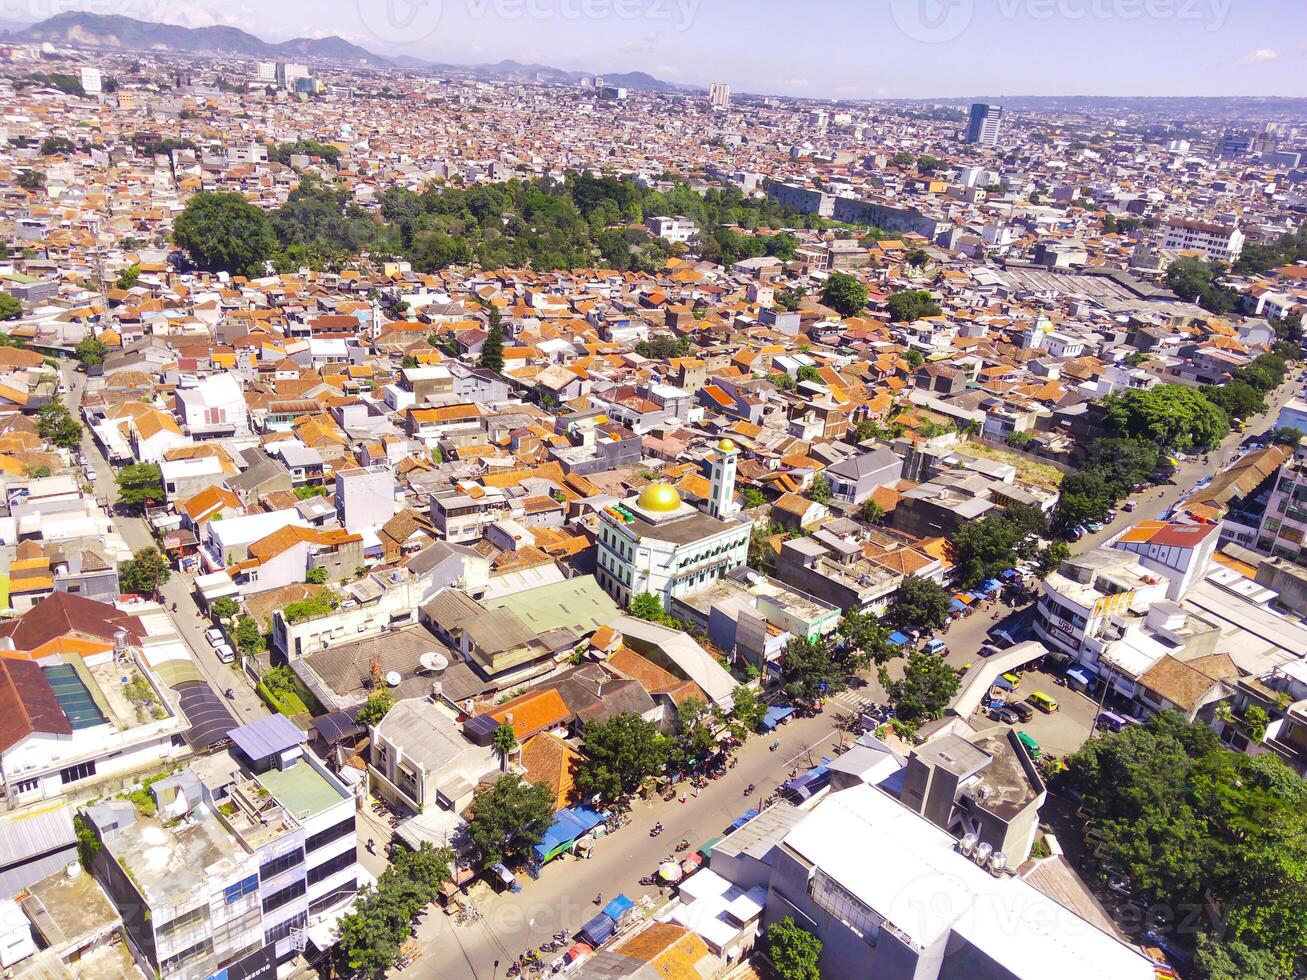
xmin=6 ymin=12 xmax=692 ymax=92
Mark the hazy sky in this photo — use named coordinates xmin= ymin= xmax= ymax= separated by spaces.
xmin=15 ymin=0 xmax=1307 ymax=98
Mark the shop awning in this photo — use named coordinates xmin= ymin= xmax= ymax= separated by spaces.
xmin=889 ymin=631 xmax=910 ymax=645
xmin=761 ymin=705 xmax=794 ymax=731
xmin=992 ymin=676 xmax=1015 ymax=692
xmin=1066 ymin=665 xmax=1094 ymax=686
xmin=533 ymin=806 xmax=606 ymax=860
xmin=578 ymin=912 xmax=614 ymax=947
xmin=728 ymin=808 xmax=759 ymax=832
xmin=602 ymin=895 xmax=634 ymax=922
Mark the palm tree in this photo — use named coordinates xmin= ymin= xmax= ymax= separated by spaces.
xmin=492 ymin=721 xmax=518 ymax=772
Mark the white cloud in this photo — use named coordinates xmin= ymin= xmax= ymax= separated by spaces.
xmin=1233 ymin=48 xmax=1278 ymax=67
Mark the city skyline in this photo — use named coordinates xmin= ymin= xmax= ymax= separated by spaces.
xmin=2 ymin=0 xmax=1305 ymax=99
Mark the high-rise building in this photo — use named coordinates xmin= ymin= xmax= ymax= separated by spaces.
xmin=708 ymin=82 xmax=730 ymax=109
xmin=966 ymin=102 xmax=1003 ymax=146
xmin=79 ymin=67 xmax=102 ymax=95
xmin=255 ymin=61 xmax=277 ymax=83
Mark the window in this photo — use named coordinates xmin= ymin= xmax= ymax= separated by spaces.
xmin=262 ymin=879 xmax=306 ymax=915
xmin=310 ymin=881 xmax=358 ymax=916
xmin=260 ymin=849 xmax=304 ymax=881
xmin=13 ymin=778 xmax=38 ymax=795
xmin=308 ymin=849 xmax=355 ymax=886
xmin=224 ymin=875 xmax=259 ymax=905
xmin=306 ymin=816 xmax=355 ymax=853
xmin=158 ymin=903 xmax=210 ymax=939
xmin=264 ymin=911 xmax=307 ymax=947
xmin=161 ymin=938 xmax=213 ymax=975
xmin=60 ymin=760 xmax=96 ymax=785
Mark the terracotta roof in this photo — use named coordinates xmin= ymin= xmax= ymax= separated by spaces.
xmin=0 ymin=658 xmax=71 ymax=752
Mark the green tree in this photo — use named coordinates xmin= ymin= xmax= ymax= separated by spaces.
xmin=728 ymin=684 xmax=767 ymax=735
xmin=233 ymin=616 xmax=265 ymax=656
xmin=336 ymin=842 xmax=452 ymax=978
xmin=949 ymin=514 xmax=1025 ymax=589
xmin=768 ymin=917 xmax=823 ymax=980
xmin=466 ymin=774 xmax=554 ymax=867
xmin=400 ymin=354 xmax=419 ymax=369
xmin=492 ymin=722 xmax=518 ymax=771
xmin=1204 ymin=381 xmax=1265 ymax=422
xmin=820 ymin=272 xmax=869 ymax=317
xmin=36 ymin=399 xmax=82 ymax=449
xmin=74 ymin=336 xmax=109 ymax=369
xmin=119 ymin=547 xmax=171 ymax=595
xmin=173 ymin=191 xmax=277 ymax=278
xmin=0 ymin=293 xmax=21 ymax=321
xmin=305 ymin=566 xmax=327 ymax=585
xmin=904 ymin=348 xmax=925 ymax=369
xmin=1036 ymin=540 xmax=1070 ymax=575
xmin=575 ymin=713 xmax=670 ymax=801
xmin=115 ymin=264 xmax=141 ymax=289
xmin=210 ymin=596 xmax=240 ymax=624
xmin=480 ymin=305 xmax=505 ymax=374
xmin=629 ymin=591 xmax=665 ymax=622
xmin=40 ymin=136 xmax=75 ymax=156
xmin=115 ymin=462 xmax=164 ymax=507
xmin=795 ymin=364 xmax=823 ymax=385
xmin=885 ymin=289 xmax=942 ymax=322
xmin=807 ymin=474 xmax=833 ymax=504
xmin=916 ymin=154 xmax=943 ymax=175
xmin=879 ymin=651 xmax=960 ymax=724
xmin=741 ymin=487 xmax=766 ymax=508
xmin=861 ymin=499 xmax=886 ymax=524
xmin=356 ymin=690 xmax=395 ymax=727
xmin=1102 ymin=384 xmax=1229 ymax=451
xmin=1193 ymin=935 xmax=1280 ymax=980
xmin=17 ymin=170 xmax=45 ymax=191
xmin=889 ymin=576 xmax=952 ymax=632
xmin=781 ymin=635 xmax=843 ymax=701
xmin=838 ymin=607 xmax=896 ymax=668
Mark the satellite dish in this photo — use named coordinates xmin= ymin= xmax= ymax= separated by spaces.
xmin=384 ymin=671 xmax=402 ymax=687
xmin=419 ymin=651 xmax=449 ymax=673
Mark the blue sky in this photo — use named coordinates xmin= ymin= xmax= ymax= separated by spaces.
xmin=20 ymin=0 xmax=1307 ymax=98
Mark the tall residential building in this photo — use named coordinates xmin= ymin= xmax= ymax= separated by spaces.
xmin=255 ymin=61 xmax=277 ymax=83
xmin=1256 ymin=438 xmax=1307 ymax=562
xmin=966 ymin=102 xmax=1003 ymax=146
xmin=78 ymin=67 xmax=102 ymax=95
xmin=708 ymin=82 xmax=730 ymax=109
xmin=1160 ymin=218 xmax=1245 ymax=263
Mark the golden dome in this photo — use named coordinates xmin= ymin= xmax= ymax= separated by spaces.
xmin=718 ymin=438 xmax=737 ymax=453
xmin=637 ymin=483 xmax=682 ymax=513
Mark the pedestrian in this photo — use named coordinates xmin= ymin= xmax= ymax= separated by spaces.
xmin=679 ymin=791 xmax=687 ymax=804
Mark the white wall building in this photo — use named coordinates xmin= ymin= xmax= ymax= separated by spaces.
xmin=1161 ymin=219 xmax=1245 ymax=263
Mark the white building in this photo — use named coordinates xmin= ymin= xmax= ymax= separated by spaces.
xmin=174 ymin=373 xmax=249 ymax=437
xmin=335 ymin=465 xmax=398 ymax=534
xmin=596 ymin=440 xmax=749 ymax=609
xmin=645 ymin=215 xmax=699 ymax=244
xmin=255 ymin=61 xmax=277 ymax=83
xmin=708 ymin=82 xmax=731 ymax=109
xmin=78 ymin=67 xmax=102 ymax=95
xmin=1161 ymin=219 xmax=1245 ymax=263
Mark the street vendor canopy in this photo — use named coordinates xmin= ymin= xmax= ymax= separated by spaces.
xmin=761 ymin=705 xmax=794 ymax=731
xmin=533 ymin=805 xmax=606 ymax=860
xmin=578 ymin=912 xmax=614 ymax=947
xmin=602 ymin=895 xmax=635 ymax=922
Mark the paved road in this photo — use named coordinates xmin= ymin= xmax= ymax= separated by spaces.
xmin=416 ymin=707 xmax=845 ymax=978
xmin=62 ymin=363 xmax=267 ymax=722
xmin=1075 ymin=374 xmax=1303 ymax=554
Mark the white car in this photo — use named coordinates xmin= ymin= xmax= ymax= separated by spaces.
xmin=214 ymin=644 xmax=236 ymax=664
xmin=205 ymin=628 xmax=225 ymax=647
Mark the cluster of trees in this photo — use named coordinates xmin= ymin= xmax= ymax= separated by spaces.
xmin=1165 ymin=257 xmax=1239 ymax=315
xmin=782 ymin=606 xmax=899 ymax=702
xmin=335 ymin=842 xmax=453 ymax=978
xmin=820 ymin=273 xmax=869 ymax=317
xmin=885 ymin=289 xmax=942 ymax=322
xmin=173 ymin=173 xmax=831 ymax=280
xmin=0 ymin=294 xmax=21 ymax=321
xmin=1102 ymin=383 xmax=1230 ymax=452
xmin=74 ymin=335 xmax=109 ymax=368
xmin=283 ymin=589 xmax=342 ymax=624
xmin=573 ymin=690 xmax=768 ymax=803
xmin=1233 ymin=225 xmax=1307 ymax=276
xmin=267 ymin=139 xmax=342 ymax=165
xmin=878 ymin=651 xmax=960 ymax=729
xmin=1054 ymin=437 xmax=1162 ymax=530
xmin=1100 ymin=214 xmax=1155 ymax=235
xmin=466 ymin=773 xmax=554 ymax=867
xmin=767 ymin=917 xmax=823 ymax=980
xmin=634 ymin=334 xmax=693 ymax=360
xmin=1066 ymin=713 xmax=1307 ymax=979
xmin=949 ymin=504 xmax=1047 ymax=589
xmin=36 ymin=399 xmax=82 ymax=450
xmin=1203 ymin=349 xmax=1295 ymax=424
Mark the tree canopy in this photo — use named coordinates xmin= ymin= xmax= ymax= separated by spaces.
xmin=114 ymin=462 xmax=163 ymax=508
xmin=820 ymin=272 xmax=869 ymax=317
xmin=889 ymin=576 xmax=953 ymax=633
xmin=575 ymin=713 xmax=670 ymax=801
xmin=879 ymin=651 xmax=959 ymax=724
xmin=0 ymin=293 xmax=21 ymax=322
xmin=768 ymin=917 xmax=823 ymax=980
xmin=119 ymin=547 xmax=171 ymax=595
xmin=466 ymin=774 xmax=554 ymax=867
xmin=174 ymin=191 xmax=277 ymax=278
xmin=885 ymin=289 xmax=942 ymax=322
xmin=1102 ymin=384 xmax=1229 ymax=451
xmin=1067 ymin=712 xmax=1307 ymax=975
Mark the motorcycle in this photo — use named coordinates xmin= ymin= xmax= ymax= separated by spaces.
xmin=743 ymin=783 xmax=755 ymax=796
xmin=650 ymin=824 xmax=663 ymax=837
xmin=675 ymin=839 xmax=689 ymax=852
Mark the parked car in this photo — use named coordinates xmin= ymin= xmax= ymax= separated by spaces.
xmin=990 ymin=706 xmax=1020 ymax=724
xmin=1009 ymin=700 xmax=1035 ymax=722
xmin=1122 ymin=500 xmax=1137 ymax=512
xmin=214 ymin=643 xmax=236 ymax=664
xmin=205 ymin=628 xmax=225 ymax=647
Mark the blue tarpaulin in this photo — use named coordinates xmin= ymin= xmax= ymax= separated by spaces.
xmin=950 ymin=598 xmax=967 ymax=612
xmin=982 ymin=579 xmax=1003 ymax=594
xmin=1000 ymin=569 xmax=1020 ymax=581
xmin=578 ymin=912 xmax=614 ymax=947
xmin=993 ymin=676 xmax=1015 ymax=692
xmin=533 ymin=806 xmax=606 ymax=860
xmin=889 ymin=631 xmax=910 ymax=645
xmin=761 ymin=705 xmax=794 ymax=731
xmin=603 ymin=895 xmax=634 ymax=922
xmin=728 ymin=808 xmax=759 ymax=832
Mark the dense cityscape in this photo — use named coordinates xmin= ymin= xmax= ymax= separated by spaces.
xmin=0 ymin=8 xmax=1303 ymax=980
